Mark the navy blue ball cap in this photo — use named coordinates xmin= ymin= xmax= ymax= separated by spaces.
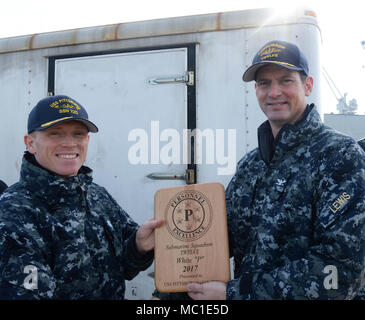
xmin=242 ymin=40 xmax=309 ymax=82
xmin=27 ymin=95 xmax=98 ymax=134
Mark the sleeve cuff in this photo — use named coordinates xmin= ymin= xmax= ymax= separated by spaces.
xmin=126 ymin=231 xmax=154 ymax=270
xmin=226 ymin=272 xmax=253 ymax=300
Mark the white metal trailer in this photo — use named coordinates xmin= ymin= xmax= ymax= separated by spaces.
xmin=0 ymin=8 xmax=321 ymax=299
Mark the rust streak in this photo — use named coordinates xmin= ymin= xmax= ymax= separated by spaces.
xmin=216 ymin=12 xmax=222 ymax=30
xmin=28 ymin=33 xmax=38 ymax=50
xmin=114 ymin=23 xmax=123 ymax=40
xmin=71 ymin=31 xmax=77 ymax=46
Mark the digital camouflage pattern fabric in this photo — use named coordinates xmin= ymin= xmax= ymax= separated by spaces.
xmin=358 ymin=138 xmax=365 ymax=152
xmin=0 ymin=180 xmax=7 ymax=195
xmin=226 ymin=104 xmax=365 ymax=299
xmin=0 ymin=153 xmax=153 ymax=299
xmin=152 ymin=104 xmax=365 ymax=300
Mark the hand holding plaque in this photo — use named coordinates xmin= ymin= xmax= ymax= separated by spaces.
xmin=154 ymin=182 xmax=231 ymax=292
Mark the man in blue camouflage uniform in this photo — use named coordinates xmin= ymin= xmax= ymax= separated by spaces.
xmin=0 ymin=95 xmax=162 ymax=299
xmin=186 ymin=41 xmax=365 ymax=300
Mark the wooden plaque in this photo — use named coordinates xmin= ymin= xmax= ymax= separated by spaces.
xmin=154 ymin=182 xmax=231 ymax=292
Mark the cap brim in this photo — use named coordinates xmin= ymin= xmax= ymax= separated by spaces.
xmin=72 ymin=119 xmax=99 ymax=133
xmin=242 ymin=62 xmax=304 ymax=82
xmin=35 ymin=118 xmax=98 ymax=133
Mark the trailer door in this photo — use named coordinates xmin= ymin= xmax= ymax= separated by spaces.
xmin=50 ymin=46 xmax=196 ymax=227
xmin=51 ymin=46 xmax=196 ymax=299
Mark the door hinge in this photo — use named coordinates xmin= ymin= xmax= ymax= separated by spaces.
xmin=185 ymin=169 xmax=195 ymax=184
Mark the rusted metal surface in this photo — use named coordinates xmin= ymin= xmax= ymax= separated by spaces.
xmin=216 ymin=12 xmax=222 ymax=30
xmin=28 ymin=33 xmax=38 ymax=50
xmin=0 ymin=8 xmax=319 ymax=54
xmin=114 ymin=23 xmax=123 ymax=40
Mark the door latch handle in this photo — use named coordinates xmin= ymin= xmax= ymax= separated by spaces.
xmin=146 ymin=173 xmax=186 ymax=180
xmin=146 ymin=169 xmax=195 ymax=184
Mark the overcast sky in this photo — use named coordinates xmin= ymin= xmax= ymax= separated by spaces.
xmin=0 ymin=0 xmax=364 ymax=114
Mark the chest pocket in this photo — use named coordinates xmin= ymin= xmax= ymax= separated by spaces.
xmin=263 ymin=146 xmax=310 ymax=203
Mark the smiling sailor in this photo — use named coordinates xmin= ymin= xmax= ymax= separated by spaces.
xmin=0 ymin=95 xmax=163 ymax=299
xmin=154 ymin=41 xmax=365 ymax=301
xmin=190 ymin=40 xmax=365 ymax=300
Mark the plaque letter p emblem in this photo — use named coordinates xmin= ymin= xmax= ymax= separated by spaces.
xmin=185 ymin=209 xmax=193 ymax=221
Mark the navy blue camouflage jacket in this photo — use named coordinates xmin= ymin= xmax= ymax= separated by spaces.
xmin=0 ymin=180 xmax=7 ymax=195
xmin=226 ymin=104 xmax=365 ymax=299
xmin=358 ymin=138 xmax=365 ymax=152
xmin=0 ymin=153 xmax=153 ymax=299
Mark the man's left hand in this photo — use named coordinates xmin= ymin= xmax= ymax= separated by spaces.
xmin=187 ymin=281 xmax=227 ymax=300
xmin=136 ymin=218 xmax=164 ymax=254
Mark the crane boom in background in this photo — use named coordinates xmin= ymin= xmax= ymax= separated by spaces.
xmin=322 ymin=67 xmax=358 ymax=114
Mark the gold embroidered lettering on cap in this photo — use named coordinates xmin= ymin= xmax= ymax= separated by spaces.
xmin=258 ymin=43 xmax=286 ymax=55
xmin=260 ymin=48 xmax=282 ymax=56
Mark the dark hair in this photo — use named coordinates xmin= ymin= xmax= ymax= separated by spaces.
xmin=299 ymin=71 xmax=308 ymax=83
